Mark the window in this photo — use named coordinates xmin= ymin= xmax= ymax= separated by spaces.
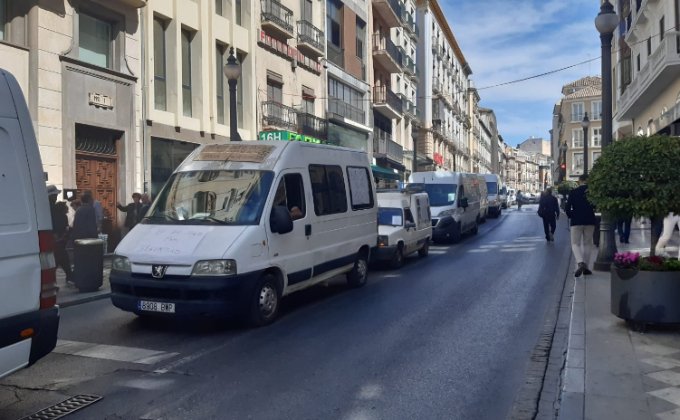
xmin=571 ymin=102 xmax=584 ymax=122
xmin=660 ymin=16 xmax=665 ymax=42
xmin=215 ymin=0 xmax=223 ymax=16
xmin=356 ymin=17 xmax=365 ymax=59
xmin=572 ymin=129 xmax=584 ymax=148
xmin=154 ymin=17 xmax=167 ymax=111
xmin=346 ymin=166 xmax=374 ymax=210
xmin=592 ymin=151 xmax=601 ymax=163
xmin=235 ymin=0 xmax=242 ymax=26
xmin=0 ymin=0 xmax=5 ymax=41
xmin=302 ymin=86 xmax=315 ymax=114
xmin=591 ymin=101 xmax=602 ymax=120
xmin=327 ymin=0 xmax=341 ymax=48
xmin=181 ymin=29 xmax=193 ymax=117
xmin=572 ymin=153 xmax=584 ymax=171
xmin=216 ymin=44 xmax=225 ymax=124
xmin=267 ymin=78 xmax=282 ymax=103
xmin=79 ymin=13 xmax=112 ymax=68
xmin=302 ymin=0 xmax=312 ymax=22
xmin=273 ymin=174 xmax=306 ymax=220
xmin=592 ymin=128 xmax=602 ymax=147
xmin=309 ymin=165 xmax=347 ymax=215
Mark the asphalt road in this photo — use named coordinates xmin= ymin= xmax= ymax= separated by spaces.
xmin=0 ymin=204 xmax=572 ymax=420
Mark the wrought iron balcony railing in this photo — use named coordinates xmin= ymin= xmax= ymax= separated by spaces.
xmin=373 ymin=85 xmax=403 ymax=114
xmin=261 ymin=0 xmax=294 ymax=35
xmin=373 ymin=128 xmax=404 ymax=163
xmin=297 ymin=19 xmax=324 ymax=53
xmin=297 ymin=112 xmax=327 ymax=140
xmin=262 ymin=100 xmax=297 ymax=131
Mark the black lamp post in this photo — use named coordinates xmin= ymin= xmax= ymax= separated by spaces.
xmin=223 ymin=47 xmax=242 ymax=142
xmin=594 ymin=0 xmax=619 ymax=271
xmin=581 ymin=112 xmax=590 ymax=177
xmin=560 ymin=141 xmax=568 ymax=182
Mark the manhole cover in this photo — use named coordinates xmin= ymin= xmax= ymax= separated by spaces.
xmin=19 ymin=394 xmax=102 ymax=420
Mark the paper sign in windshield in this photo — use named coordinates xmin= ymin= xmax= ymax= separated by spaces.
xmin=134 ymin=229 xmax=207 ymax=258
xmin=392 ymin=215 xmax=403 ymax=226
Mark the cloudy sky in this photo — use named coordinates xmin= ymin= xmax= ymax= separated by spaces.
xmin=442 ymin=0 xmax=603 ymax=147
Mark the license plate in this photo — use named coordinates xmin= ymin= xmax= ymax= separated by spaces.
xmin=138 ymin=300 xmax=175 ymax=313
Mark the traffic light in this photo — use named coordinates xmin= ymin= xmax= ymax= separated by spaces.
xmin=560 ymin=163 xmax=566 ymax=170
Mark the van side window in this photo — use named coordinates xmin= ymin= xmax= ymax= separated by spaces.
xmin=273 ymin=173 xmax=306 ymax=220
xmin=309 ymin=165 xmax=348 ymax=215
xmin=346 ymin=166 xmax=374 ymax=210
xmin=404 ymin=208 xmax=415 ymax=224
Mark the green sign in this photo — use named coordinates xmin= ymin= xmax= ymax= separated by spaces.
xmin=259 ymin=130 xmax=324 ymax=144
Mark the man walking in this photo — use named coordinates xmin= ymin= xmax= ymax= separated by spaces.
xmin=566 ymin=175 xmax=597 ymax=277
xmin=538 ymin=187 xmax=560 ymax=242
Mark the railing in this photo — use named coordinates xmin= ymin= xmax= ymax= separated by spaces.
xmin=373 ymin=128 xmax=404 ymax=163
xmin=326 ymin=42 xmax=344 ymax=68
xmin=401 ymin=9 xmax=416 ymax=34
xmin=261 ymin=0 xmax=293 ymax=34
xmin=403 ymin=96 xmax=417 ymax=118
xmin=297 ymin=20 xmax=324 ymax=52
xmin=262 ymin=101 xmax=297 ymax=130
xmin=373 ymin=85 xmax=403 ymax=114
xmin=372 ymin=33 xmax=402 ymax=66
xmin=402 ymin=52 xmax=416 ymax=75
xmin=297 ymin=112 xmax=327 ymax=140
xmin=328 ymin=98 xmax=365 ymax=125
xmin=385 ymin=0 xmax=403 ymax=20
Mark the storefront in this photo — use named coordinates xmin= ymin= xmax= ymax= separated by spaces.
xmin=327 ymin=122 xmax=369 ymax=152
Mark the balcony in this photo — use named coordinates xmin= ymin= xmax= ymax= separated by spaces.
xmin=373 ymin=128 xmax=404 ymax=164
xmin=372 ymin=0 xmax=403 ymax=28
xmin=326 ymin=42 xmax=344 ymax=68
xmin=297 ymin=20 xmax=324 ymax=57
xmin=618 ymin=35 xmax=680 ymax=120
xmin=262 ymin=101 xmax=297 ymax=131
xmin=373 ymin=86 xmax=403 ymax=119
xmin=328 ymin=98 xmax=365 ymax=125
xmin=297 ymin=112 xmax=327 ymax=141
xmin=372 ymin=33 xmax=402 ymax=73
xmin=401 ymin=52 xmax=416 ymax=76
xmin=403 ymin=96 xmax=417 ymax=120
xmin=261 ymin=0 xmax=294 ymax=40
xmin=401 ymin=9 xmax=416 ymax=35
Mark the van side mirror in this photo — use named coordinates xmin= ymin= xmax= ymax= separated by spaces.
xmin=270 ymin=205 xmax=293 ymax=234
xmin=404 ymin=221 xmax=416 ymax=230
xmin=460 ymin=197 xmax=469 ymax=208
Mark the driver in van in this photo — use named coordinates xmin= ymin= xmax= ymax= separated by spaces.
xmin=274 ymin=182 xmax=303 ymax=220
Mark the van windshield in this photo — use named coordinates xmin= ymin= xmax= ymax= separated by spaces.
xmin=378 ymin=207 xmax=403 ymax=226
xmin=145 ymin=170 xmax=275 ymax=225
xmin=486 ymin=182 xmax=498 ymax=194
xmin=409 ymin=183 xmax=456 ymax=207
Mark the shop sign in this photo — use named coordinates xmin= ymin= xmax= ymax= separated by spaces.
xmin=433 ymin=152 xmax=444 ymax=165
xmin=258 ymin=30 xmax=321 ymax=74
xmin=88 ymin=92 xmax=114 ymax=110
xmin=259 ymin=130 xmax=324 ymax=144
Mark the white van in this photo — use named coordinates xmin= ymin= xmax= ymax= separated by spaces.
xmin=110 ymin=142 xmax=378 ymax=326
xmin=0 ymin=69 xmax=59 ymax=378
xmin=477 ymin=174 xmax=489 ymax=221
xmin=484 ymin=173 xmax=503 ymax=217
xmin=408 ymin=172 xmax=483 ymax=243
xmin=373 ymin=190 xmax=431 ymax=268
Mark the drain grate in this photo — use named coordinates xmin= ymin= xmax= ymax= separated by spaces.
xmin=19 ymin=394 xmax=102 ymax=420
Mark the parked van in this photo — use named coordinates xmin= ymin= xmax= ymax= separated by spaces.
xmin=499 ymin=184 xmax=508 ymax=209
xmin=373 ymin=190 xmax=431 ymax=268
xmin=110 ymin=142 xmax=378 ymax=326
xmin=477 ymin=174 xmax=489 ymax=221
xmin=408 ymin=172 xmax=483 ymax=243
xmin=484 ymin=173 xmax=503 ymax=217
xmin=0 ymin=69 xmax=59 ymax=378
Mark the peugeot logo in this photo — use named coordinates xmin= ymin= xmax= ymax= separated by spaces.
xmin=151 ymin=265 xmax=168 ymax=279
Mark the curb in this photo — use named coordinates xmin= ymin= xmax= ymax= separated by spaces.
xmin=59 ymin=291 xmax=111 ymax=308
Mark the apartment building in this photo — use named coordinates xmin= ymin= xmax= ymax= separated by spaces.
xmin=518 ymin=137 xmax=550 ymax=155
xmin=370 ymin=0 xmax=419 ymax=186
xmin=613 ymin=0 xmax=680 ymax=138
xmin=256 ymin=0 xmax=326 ymax=148
xmin=415 ymin=0 xmax=471 ymax=173
xmin=0 ymin=0 xmax=145 ymax=246
xmin=551 ymin=76 xmax=603 ymax=181
xmin=478 ymin=107 xmax=497 ymax=174
xmin=144 ymin=0 xmax=257 ymax=197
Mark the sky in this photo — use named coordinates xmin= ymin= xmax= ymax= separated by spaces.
xmin=442 ymin=0 xmax=604 ymax=147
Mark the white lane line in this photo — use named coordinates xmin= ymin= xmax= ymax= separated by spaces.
xmin=54 ymin=340 xmax=179 ymax=365
xmin=500 ymin=248 xmax=535 ymax=252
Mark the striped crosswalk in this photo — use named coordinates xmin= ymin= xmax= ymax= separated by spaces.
xmin=54 ymin=340 xmax=179 ymax=365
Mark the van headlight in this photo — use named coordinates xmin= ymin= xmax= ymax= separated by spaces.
xmin=112 ymin=255 xmax=131 ymax=272
xmin=378 ymin=235 xmax=388 ymax=247
xmin=192 ymin=260 xmax=237 ymax=276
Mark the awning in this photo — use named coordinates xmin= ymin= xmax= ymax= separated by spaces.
xmin=371 ymin=164 xmax=400 ymax=180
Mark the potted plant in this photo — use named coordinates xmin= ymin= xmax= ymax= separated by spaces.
xmin=588 ymin=134 xmax=680 ymax=325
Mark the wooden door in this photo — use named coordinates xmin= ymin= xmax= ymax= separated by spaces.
xmin=75 ymin=153 xmax=118 ymax=247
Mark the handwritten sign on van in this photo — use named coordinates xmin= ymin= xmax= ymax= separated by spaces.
xmin=195 ymin=144 xmax=274 ymax=163
xmin=133 ymin=228 xmax=207 ymax=258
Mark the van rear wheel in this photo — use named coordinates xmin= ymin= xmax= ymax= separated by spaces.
xmin=247 ymin=274 xmax=280 ymax=327
xmin=347 ymin=252 xmax=369 ymax=288
xmin=390 ymin=246 xmax=404 ymax=269
xmin=418 ymin=241 xmax=429 ymax=257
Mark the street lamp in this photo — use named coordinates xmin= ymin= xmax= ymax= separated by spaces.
xmin=223 ymin=47 xmax=242 ymax=142
xmin=594 ymin=0 xmax=619 ymax=271
xmin=559 ymin=141 xmax=568 ymax=182
xmin=581 ymin=112 xmax=590 ymax=177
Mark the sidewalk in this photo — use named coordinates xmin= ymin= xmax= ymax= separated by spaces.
xmin=559 ymin=222 xmax=680 ymax=420
xmin=55 ymin=255 xmax=112 ymax=308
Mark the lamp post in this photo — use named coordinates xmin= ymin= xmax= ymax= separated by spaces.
xmin=559 ymin=141 xmax=568 ymax=182
xmin=223 ymin=47 xmax=242 ymax=142
xmin=594 ymin=0 xmax=619 ymax=271
xmin=581 ymin=112 xmax=590 ymax=177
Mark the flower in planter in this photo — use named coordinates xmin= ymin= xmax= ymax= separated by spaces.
xmin=614 ymin=251 xmax=640 ymax=269
xmin=614 ymin=251 xmax=680 ymax=271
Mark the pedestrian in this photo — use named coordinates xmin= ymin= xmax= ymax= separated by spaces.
xmin=117 ymin=192 xmax=143 ymax=236
xmin=139 ymin=193 xmax=152 ymax=223
xmin=517 ymin=190 xmax=523 ymax=210
xmin=656 ymin=212 xmax=680 ymax=257
xmin=616 ymin=215 xmax=633 ymax=244
xmin=538 ymin=187 xmax=560 ymax=242
xmin=47 ymin=185 xmax=73 ymax=284
xmin=72 ymin=191 xmax=98 ymax=240
xmin=565 ymin=174 xmax=598 ymax=277
xmin=83 ymin=190 xmax=104 ymax=233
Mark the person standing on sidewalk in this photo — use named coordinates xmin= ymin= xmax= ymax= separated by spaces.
xmin=538 ymin=187 xmax=560 ymax=242
xmin=117 ymin=192 xmax=143 ymax=237
xmin=617 ymin=215 xmax=633 ymax=244
xmin=565 ymin=175 xmax=597 ymax=277
xmin=72 ymin=191 xmax=98 ymax=240
xmin=47 ymin=185 xmax=73 ymax=284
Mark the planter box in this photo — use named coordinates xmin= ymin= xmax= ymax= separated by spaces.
xmin=611 ymin=267 xmax=680 ymax=324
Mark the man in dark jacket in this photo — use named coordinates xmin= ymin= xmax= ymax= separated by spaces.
xmin=538 ymin=187 xmax=560 ymax=242
xmin=72 ymin=191 xmax=98 ymax=240
xmin=48 ymin=185 xmax=73 ymax=283
xmin=565 ymin=175 xmax=598 ymax=277
xmin=117 ymin=192 xmax=143 ymax=236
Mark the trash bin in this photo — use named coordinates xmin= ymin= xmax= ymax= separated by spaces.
xmin=73 ymin=238 xmax=104 ymax=292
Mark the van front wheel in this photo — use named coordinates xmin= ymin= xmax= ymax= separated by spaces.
xmin=347 ymin=253 xmax=369 ymax=288
xmin=248 ymin=274 xmax=280 ymax=327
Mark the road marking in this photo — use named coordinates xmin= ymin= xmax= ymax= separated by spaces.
xmin=54 ymin=340 xmax=179 ymax=365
